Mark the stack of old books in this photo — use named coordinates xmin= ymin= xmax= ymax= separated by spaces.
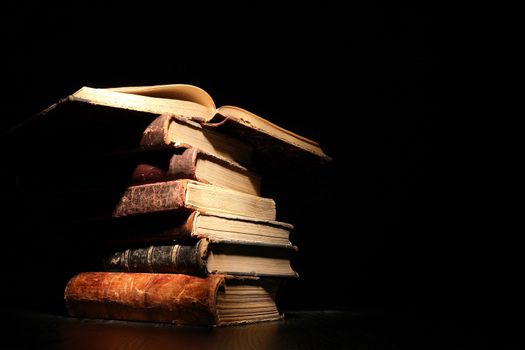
xmin=29 ymin=84 xmax=330 ymax=326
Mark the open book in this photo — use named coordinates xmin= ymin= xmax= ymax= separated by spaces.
xmin=69 ymin=84 xmax=331 ymax=162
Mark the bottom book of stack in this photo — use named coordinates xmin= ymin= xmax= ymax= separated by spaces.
xmin=65 ymin=272 xmax=282 ymax=326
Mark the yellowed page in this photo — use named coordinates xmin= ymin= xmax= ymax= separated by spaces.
xmin=109 ymin=84 xmax=216 ymax=110
xmin=216 ymin=105 xmax=328 ymax=158
xmin=72 ymin=87 xmax=212 ymax=120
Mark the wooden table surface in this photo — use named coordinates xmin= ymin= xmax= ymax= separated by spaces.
xmin=6 ymin=308 xmax=500 ymax=350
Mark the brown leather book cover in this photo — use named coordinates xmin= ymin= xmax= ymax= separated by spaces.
xmin=64 ymin=272 xmax=223 ymax=326
xmin=64 ymin=272 xmax=283 ymax=326
xmin=112 ymin=180 xmax=188 ymax=217
xmin=131 ymin=147 xmax=200 ymax=184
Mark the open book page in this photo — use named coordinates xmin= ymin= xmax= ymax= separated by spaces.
xmin=109 ymin=84 xmax=216 ymax=110
xmin=73 ymin=85 xmax=213 ymax=121
xmin=214 ymin=105 xmax=326 ymax=159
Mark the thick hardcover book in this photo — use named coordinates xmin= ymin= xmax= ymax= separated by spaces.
xmin=103 ymin=239 xmax=298 ymax=278
xmin=101 ymin=211 xmax=294 ymax=247
xmin=132 ymin=146 xmax=262 ymax=195
xmin=113 ymin=179 xmax=276 ymax=221
xmin=64 ymin=272 xmax=282 ymax=326
xmin=140 ymin=114 xmax=252 ymax=165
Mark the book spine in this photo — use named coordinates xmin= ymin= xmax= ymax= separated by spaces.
xmin=169 ymin=147 xmax=198 ymax=179
xmin=131 ymin=147 xmax=198 ymax=184
xmin=140 ymin=114 xmax=171 ymax=147
xmin=112 ymin=180 xmax=188 ymax=217
xmin=64 ymin=272 xmax=224 ymax=326
xmin=104 ymin=240 xmax=208 ymax=274
xmin=131 ymin=164 xmax=169 ymax=184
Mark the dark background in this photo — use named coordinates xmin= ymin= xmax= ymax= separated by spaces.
xmin=1 ymin=2 xmax=518 ymax=348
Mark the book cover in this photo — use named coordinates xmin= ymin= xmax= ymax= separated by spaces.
xmin=113 ymin=179 xmax=276 ymax=221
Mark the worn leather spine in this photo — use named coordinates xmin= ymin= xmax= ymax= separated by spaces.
xmin=131 ymin=147 xmax=198 ymax=184
xmin=64 ymin=272 xmax=224 ymax=326
xmin=140 ymin=114 xmax=172 ymax=147
xmin=169 ymin=147 xmax=198 ymax=179
xmin=131 ymin=163 xmax=170 ymax=184
xmin=104 ymin=240 xmax=209 ymax=275
xmin=112 ymin=180 xmax=188 ymax=217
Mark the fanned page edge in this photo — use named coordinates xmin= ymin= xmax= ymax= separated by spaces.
xmin=216 ymin=105 xmax=318 ymax=145
xmin=214 ymin=105 xmax=329 ymax=159
xmin=193 ymin=211 xmax=294 ymax=230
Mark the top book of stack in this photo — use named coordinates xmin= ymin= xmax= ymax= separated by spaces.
xmin=26 ymin=84 xmax=331 ymax=165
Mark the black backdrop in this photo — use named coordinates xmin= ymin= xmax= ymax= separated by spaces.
xmin=1 ymin=2 xmax=519 ymax=345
